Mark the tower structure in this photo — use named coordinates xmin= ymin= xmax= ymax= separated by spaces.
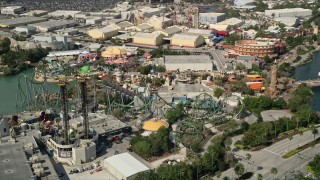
xmin=78 ymin=77 xmax=89 ymax=139
xmin=266 ymin=65 xmax=279 ymax=97
xmin=58 ymin=79 xmax=69 ymax=145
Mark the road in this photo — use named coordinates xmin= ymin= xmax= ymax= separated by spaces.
xmin=216 ymin=127 xmax=320 ymax=179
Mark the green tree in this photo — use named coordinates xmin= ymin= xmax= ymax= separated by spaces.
xmin=257 ymin=173 xmax=263 ymax=180
xmin=264 ymin=55 xmax=272 ymax=63
xmin=312 ymin=125 xmax=319 ymax=142
xmin=308 ymin=154 xmax=320 ymax=178
xmin=271 ymin=167 xmax=278 ymax=179
xmin=234 ymin=163 xmax=245 ymax=179
xmin=132 ymin=140 xmax=152 ymax=158
xmin=214 ymin=88 xmax=224 ymax=98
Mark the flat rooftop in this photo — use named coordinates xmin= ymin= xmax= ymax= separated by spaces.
xmin=69 ymin=113 xmax=128 ymax=135
xmin=29 ymin=20 xmax=76 ymax=28
xmin=164 ymin=55 xmax=212 ymax=64
xmin=0 ymin=17 xmax=47 ymax=27
xmin=0 ymin=143 xmax=34 ymax=180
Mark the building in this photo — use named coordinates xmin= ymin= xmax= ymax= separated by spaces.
xmin=55 ymin=28 xmax=80 ymax=36
xmin=33 ymin=34 xmax=73 ymax=50
xmin=171 ymin=33 xmax=205 ymax=48
xmin=186 ymin=28 xmax=214 ymax=44
xmin=20 ymin=10 xmax=48 ymax=17
xmin=48 ymin=10 xmax=81 ymax=18
xmin=197 ymin=13 xmax=226 ymax=25
xmin=1 ymin=6 xmax=26 ymax=15
xmin=161 ymin=55 xmax=213 ymax=71
xmin=274 ymin=17 xmax=299 ymax=27
xmin=243 ymin=29 xmax=257 ymax=39
xmin=14 ymin=26 xmax=37 ymax=35
xmin=0 ymin=118 xmax=9 ymax=137
xmin=234 ymin=40 xmax=277 ymax=58
xmin=87 ymin=26 xmax=118 ymax=40
xmin=158 ymin=26 xmax=182 ymax=37
xmin=148 ymin=16 xmax=173 ymax=30
xmin=132 ymin=32 xmax=164 ymax=46
xmin=0 ymin=17 xmax=47 ymax=28
xmin=29 ymin=20 xmax=77 ymax=32
xmin=216 ymin=18 xmax=244 ymax=28
xmin=104 ymin=152 xmax=149 ymax=180
xmin=234 ymin=0 xmax=255 ymax=7
xmin=85 ymin=17 xmax=103 ymax=25
xmin=72 ymin=140 xmax=96 ymax=165
xmin=138 ymin=6 xmax=166 ymax=18
xmin=128 ymin=23 xmax=154 ymax=32
xmin=110 ymin=21 xmax=134 ymax=30
xmin=265 ymin=8 xmax=312 ymax=18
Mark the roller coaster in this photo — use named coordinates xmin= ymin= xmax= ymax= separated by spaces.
xmin=16 ymin=66 xmax=244 ymax=150
xmin=102 ymin=82 xmax=244 ymax=149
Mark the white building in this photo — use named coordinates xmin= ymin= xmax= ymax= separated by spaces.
xmin=14 ymin=26 xmax=37 ymax=35
xmin=265 ymin=8 xmax=312 ymax=18
xmin=48 ymin=10 xmax=81 ymax=18
xmin=161 ymin=55 xmax=213 ymax=71
xmin=0 ymin=118 xmax=9 ymax=137
xmin=29 ymin=20 xmax=77 ymax=32
xmin=85 ymin=17 xmax=104 ymax=25
xmin=274 ymin=17 xmax=300 ymax=27
xmin=197 ymin=13 xmax=226 ymax=25
xmin=104 ymin=152 xmax=149 ymax=180
xmin=1 ymin=6 xmax=26 ymax=15
xmin=33 ymin=34 xmax=73 ymax=50
xmin=234 ymin=0 xmax=255 ymax=7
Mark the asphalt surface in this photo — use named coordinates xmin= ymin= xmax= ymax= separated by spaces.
xmin=216 ymin=127 xmax=320 ymax=179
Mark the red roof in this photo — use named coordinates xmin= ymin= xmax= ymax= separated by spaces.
xmin=248 ymin=82 xmax=263 ymax=90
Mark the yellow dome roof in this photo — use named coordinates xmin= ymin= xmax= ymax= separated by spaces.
xmin=101 ymin=47 xmax=127 ymax=58
xmin=142 ymin=118 xmax=169 ymax=131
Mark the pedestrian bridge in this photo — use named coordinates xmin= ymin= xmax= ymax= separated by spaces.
xmin=295 ymin=79 xmax=320 ymax=87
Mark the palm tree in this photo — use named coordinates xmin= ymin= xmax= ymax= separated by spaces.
xmin=234 ymin=163 xmax=245 ymax=180
xmin=312 ymin=126 xmax=319 ymax=142
xmin=271 ymin=167 xmax=278 ymax=179
xmin=246 ymin=153 xmax=252 ymax=172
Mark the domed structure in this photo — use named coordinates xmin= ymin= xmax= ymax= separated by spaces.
xmin=142 ymin=118 xmax=169 ymax=131
xmin=101 ymin=47 xmax=127 ymax=58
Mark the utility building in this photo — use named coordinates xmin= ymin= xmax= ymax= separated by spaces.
xmin=265 ymin=8 xmax=312 ymax=18
xmin=132 ymin=32 xmax=164 ymax=46
xmin=197 ymin=13 xmax=226 ymax=25
xmin=171 ymin=33 xmax=205 ymax=48
xmin=161 ymin=55 xmax=213 ymax=71
xmin=104 ymin=153 xmax=149 ymax=180
xmin=87 ymin=26 xmax=118 ymax=40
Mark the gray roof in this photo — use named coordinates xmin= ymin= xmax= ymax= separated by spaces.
xmin=164 ymin=55 xmax=212 ymax=64
xmin=105 ymin=152 xmax=149 ymax=178
xmin=0 ymin=17 xmax=47 ymax=27
xmin=99 ymin=26 xmax=117 ymax=33
xmin=116 ymin=21 xmax=133 ymax=28
xmin=0 ymin=143 xmax=34 ymax=180
xmin=29 ymin=20 xmax=76 ymax=28
xmin=137 ymin=23 xmax=153 ymax=30
xmin=162 ymin=26 xmax=182 ymax=35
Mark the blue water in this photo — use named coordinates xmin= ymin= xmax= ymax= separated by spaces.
xmin=295 ymin=51 xmax=320 ymax=111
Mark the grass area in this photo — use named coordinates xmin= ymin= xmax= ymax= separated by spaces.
xmin=305 ymin=165 xmax=315 ymax=174
xmin=282 ymin=137 xmax=320 ymax=159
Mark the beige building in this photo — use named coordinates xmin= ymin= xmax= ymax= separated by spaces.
xmin=110 ymin=21 xmax=134 ymax=30
xmin=132 ymin=32 xmax=164 ymax=46
xmin=87 ymin=26 xmax=118 ymax=40
xmin=148 ymin=16 xmax=173 ymax=30
xmin=234 ymin=40 xmax=277 ymax=58
xmin=171 ymin=33 xmax=205 ymax=48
